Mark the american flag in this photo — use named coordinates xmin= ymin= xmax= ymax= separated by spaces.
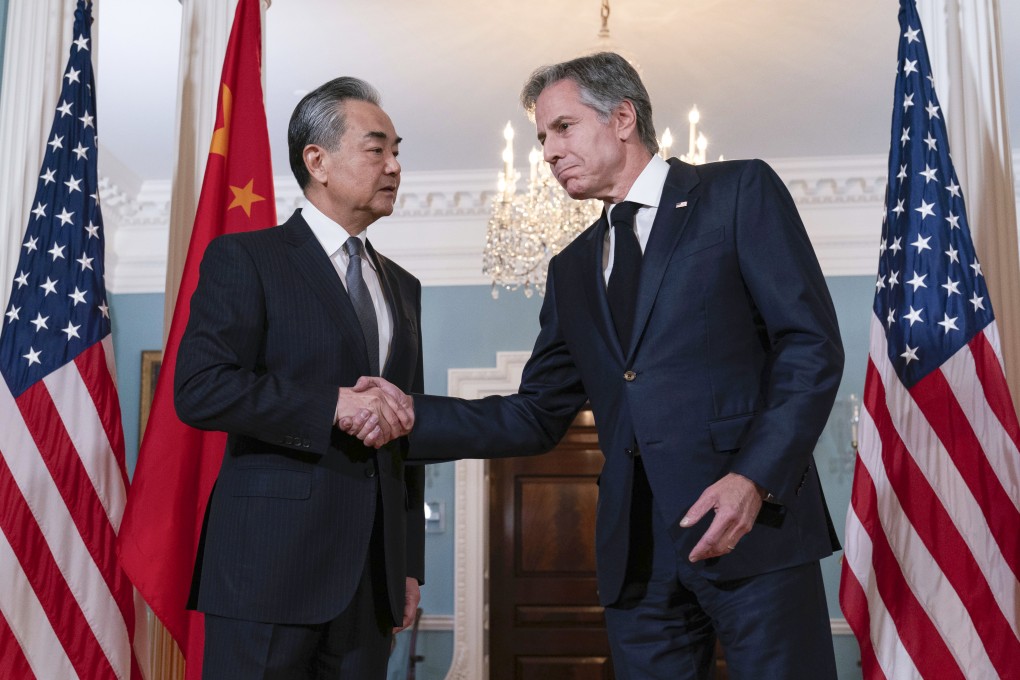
xmin=0 ymin=2 xmax=146 ymax=678
xmin=839 ymin=1 xmax=1020 ymax=678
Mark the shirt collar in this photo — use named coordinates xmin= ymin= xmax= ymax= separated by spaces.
xmin=302 ymin=200 xmax=373 ymax=266
xmin=622 ymin=154 xmax=670 ymax=208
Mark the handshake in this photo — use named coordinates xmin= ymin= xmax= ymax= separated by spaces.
xmin=335 ymin=376 xmax=414 ymax=448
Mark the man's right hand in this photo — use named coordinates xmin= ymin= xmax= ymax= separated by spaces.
xmin=335 ymin=381 xmax=414 ymax=448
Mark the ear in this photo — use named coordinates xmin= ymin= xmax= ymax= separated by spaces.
xmin=612 ymin=99 xmax=638 ymax=143
xmin=303 ymin=144 xmax=329 ymax=185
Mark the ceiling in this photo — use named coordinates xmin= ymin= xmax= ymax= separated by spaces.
xmin=96 ymin=0 xmax=1020 ymax=186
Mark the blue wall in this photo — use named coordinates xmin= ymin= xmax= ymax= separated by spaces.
xmin=112 ymin=276 xmax=873 ymax=678
xmin=109 ymin=292 xmax=165 ymax=477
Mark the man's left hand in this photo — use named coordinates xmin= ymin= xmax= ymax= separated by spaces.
xmin=679 ymin=472 xmax=764 ymax=562
xmin=394 ymin=577 xmax=421 ymax=633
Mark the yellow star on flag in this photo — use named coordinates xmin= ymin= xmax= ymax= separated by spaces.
xmin=228 ymin=178 xmax=266 ymax=217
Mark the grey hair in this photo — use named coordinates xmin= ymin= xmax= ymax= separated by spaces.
xmin=520 ymin=52 xmax=658 ymax=157
xmin=288 ymin=76 xmax=381 ymax=190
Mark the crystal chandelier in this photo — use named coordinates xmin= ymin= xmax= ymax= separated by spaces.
xmin=483 ymin=125 xmax=601 ymax=298
xmin=482 ymin=0 xmax=721 ymax=298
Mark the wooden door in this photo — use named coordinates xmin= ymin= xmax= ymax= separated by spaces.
xmin=487 ymin=409 xmax=730 ymax=680
xmin=488 ymin=409 xmax=613 ymax=680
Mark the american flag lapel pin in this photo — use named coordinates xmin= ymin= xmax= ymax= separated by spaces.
xmin=676 ymin=201 xmax=688 ymax=208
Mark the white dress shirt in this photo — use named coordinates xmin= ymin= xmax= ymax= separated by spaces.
xmin=302 ymin=200 xmax=393 ymax=371
xmin=603 ymin=154 xmax=671 ymax=284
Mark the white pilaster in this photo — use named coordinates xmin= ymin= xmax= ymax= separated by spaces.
xmin=162 ymin=0 xmax=239 ymax=342
xmin=0 ymin=0 xmax=75 ymax=312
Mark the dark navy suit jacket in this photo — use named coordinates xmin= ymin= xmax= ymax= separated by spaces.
xmin=410 ymin=159 xmax=843 ymax=606
xmin=175 ymin=209 xmax=425 ymax=625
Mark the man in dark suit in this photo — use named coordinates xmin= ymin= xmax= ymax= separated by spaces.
xmin=351 ymin=53 xmax=844 ymax=679
xmin=175 ymin=76 xmax=422 ymax=679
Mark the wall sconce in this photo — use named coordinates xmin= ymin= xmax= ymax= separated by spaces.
xmin=424 ymin=500 xmax=445 ymax=533
xmin=827 ymin=393 xmax=860 ymax=482
xmin=849 ymin=392 xmax=860 ymax=451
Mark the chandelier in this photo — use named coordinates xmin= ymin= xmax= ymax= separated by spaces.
xmin=482 ymin=0 xmax=720 ymax=298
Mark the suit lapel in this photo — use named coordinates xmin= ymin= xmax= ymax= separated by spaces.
xmin=365 ymin=240 xmax=405 ymax=378
xmin=581 ymin=209 xmax=624 ymax=361
xmin=628 ymin=160 xmax=701 ymax=362
xmin=282 ymin=211 xmax=373 ymax=374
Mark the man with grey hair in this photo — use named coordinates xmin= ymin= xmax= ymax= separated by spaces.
xmin=175 ymin=76 xmax=422 ymax=679
xmin=353 ymin=52 xmax=843 ymax=678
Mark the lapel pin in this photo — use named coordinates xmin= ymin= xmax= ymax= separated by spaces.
xmin=676 ymin=201 xmax=688 ymax=208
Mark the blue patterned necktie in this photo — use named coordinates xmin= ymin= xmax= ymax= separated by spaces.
xmin=343 ymin=236 xmax=380 ymax=375
xmin=607 ymin=201 xmax=643 ymax=354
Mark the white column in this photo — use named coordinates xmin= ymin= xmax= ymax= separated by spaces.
xmin=0 ymin=0 xmax=75 ymax=313
xmin=917 ymin=0 xmax=1020 ymax=409
xmin=162 ymin=0 xmax=238 ymax=341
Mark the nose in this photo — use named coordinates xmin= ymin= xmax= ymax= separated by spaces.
xmin=542 ymin=140 xmax=561 ymax=165
xmin=385 ymin=153 xmax=400 ymax=175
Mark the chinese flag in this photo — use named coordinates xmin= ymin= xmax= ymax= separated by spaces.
xmin=117 ymin=0 xmax=277 ymax=676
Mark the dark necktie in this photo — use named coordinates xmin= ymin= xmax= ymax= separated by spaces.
xmin=606 ymin=201 xmax=642 ymax=354
xmin=343 ymin=236 xmax=380 ymax=375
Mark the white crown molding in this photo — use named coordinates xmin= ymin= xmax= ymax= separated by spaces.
xmin=102 ymin=152 xmax=1020 ymax=294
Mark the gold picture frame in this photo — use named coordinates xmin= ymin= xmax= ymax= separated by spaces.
xmin=139 ymin=350 xmax=163 ymax=437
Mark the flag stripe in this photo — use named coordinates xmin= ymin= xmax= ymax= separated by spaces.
xmin=0 ymin=610 xmax=36 ymax=680
xmin=75 ymin=337 xmax=130 ymax=485
xmin=16 ymin=377 xmax=136 ymax=634
xmin=2 ymin=377 xmax=132 ymax=679
xmin=0 ymin=535 xmax=67 ymax=680
xmin=870 ymin=317 xmax=1020 ymax=635
xmin=909 ymin=365 xmax=1020 ymax=580
xmin=0 ymin=450 xmax=114 ymax=679
xmin=46 ymin=344 xmax=126 ymax=526
xmin=839 ymin=505 xmax=892 ymax=680
xmin=968 ymin=328 xmax=1020 ymax=454
xmin=855 ymin=388 xmax=970 ymax=679
xmin=867 ymin=358 xmax=1018 ymax=676
xmin=43 ymin=356 xmax=142 ymax=677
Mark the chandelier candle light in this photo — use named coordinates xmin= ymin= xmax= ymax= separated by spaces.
xmin=483 ymin=122 xmax=601 ymax=297
xmin=483 ymin=108 xmax=719 ymax=297
xmin=482 ymin=0 xmax=726 ymax=297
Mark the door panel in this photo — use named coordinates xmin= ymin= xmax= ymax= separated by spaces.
xmin=487 ymin=409 xmax=728 ymax=679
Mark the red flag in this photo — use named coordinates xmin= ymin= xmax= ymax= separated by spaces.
xmin=117 ymin=0 xmax=276 ymax=675
xmin=0 ymin=2 xmax=147 ymax=677
xmin=839 ymin=2 xmax=1020 ymax=678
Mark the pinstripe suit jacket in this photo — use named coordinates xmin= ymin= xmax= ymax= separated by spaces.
xmin=175 ymin=209 xmax=425 ymax=625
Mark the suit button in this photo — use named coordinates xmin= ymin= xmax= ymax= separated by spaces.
xmin=284 ymin=435 xmax=293 ymax=445
xmin=623 ymin=370 xmax=636 ymax=382
xmin=365 ymin=466 xmax=377 ymax=478
xmin=624 ymin=447 xmax=634 ymax=457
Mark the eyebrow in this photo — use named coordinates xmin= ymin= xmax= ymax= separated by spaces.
xmin=537 ymin=115 xmax=572 ymax=145
xmin=364 ymin=130 xmax=402 ymax=145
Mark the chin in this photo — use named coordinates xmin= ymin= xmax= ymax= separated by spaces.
xmin=562 ymin=184 xmax=593 ymax=201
